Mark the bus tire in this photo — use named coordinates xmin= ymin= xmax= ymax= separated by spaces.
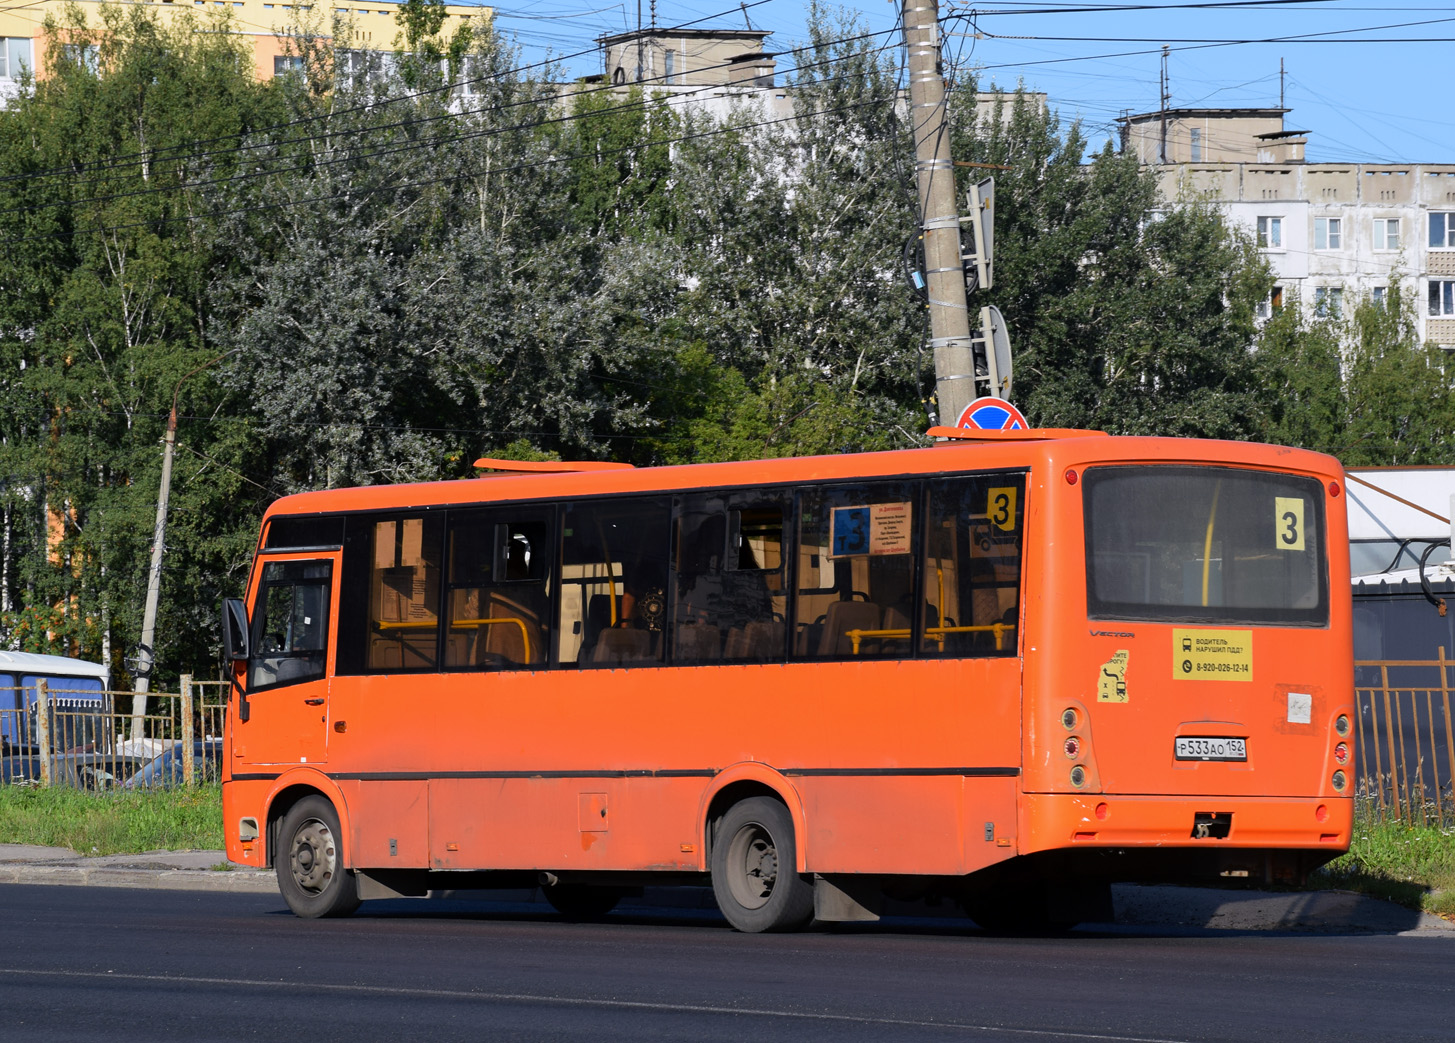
xmin=277 ymin=796 xmax=361 ymax=919
xmin=542 ymin=882 xmax=623 ymax=919
xmin=710 ymin=797 xmax=814 ymax=933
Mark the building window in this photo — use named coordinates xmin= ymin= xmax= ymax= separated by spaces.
xmin=1430 ymin=213 xmax=1455 ymax=249
xmin=1314 ymin=218 xmax=1342 ymax=250
xmin=1189 ymin=128 xmax=1201 ymax=162
xmin=1372 ymin=286 xmax=1387 ymax=309
xmin=0 ymin=37 xmax=34 ymax=79
xmin=1255 ymin=285 xmax=1284 ymax=320
xmin=664 ymin=49 xmax=674 ymax=84
xmin=1257 ymin=216 xmax=1283 ymax=250
xmin=274 ymin=55 xmax=305 ymax=78
xmin=62 ymin=43 xmax=100 ymax=73
xmin=1373 ymin=218 xmax=1400 ymax=251
xmin=1313 ymin=286 xmax=1343 ymax=318
xmin=1429 ymin=280 xmax=1455 ymax=317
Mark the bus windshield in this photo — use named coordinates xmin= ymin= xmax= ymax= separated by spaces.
xmin=1084 ymin=465 xmax=1328 ymax=626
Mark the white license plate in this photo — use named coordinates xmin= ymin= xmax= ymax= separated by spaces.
xmin=1175 ymin=736 xmax=1247 ymax=761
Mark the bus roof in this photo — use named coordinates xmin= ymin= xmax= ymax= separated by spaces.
xmin=260 ymin=436 xmax=1345 ymax=523
xmin=0 ymin=651 xmax=109 ymax=680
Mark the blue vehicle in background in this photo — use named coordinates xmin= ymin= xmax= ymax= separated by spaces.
xmin=0 ymin=651 xmax=110 ymax=755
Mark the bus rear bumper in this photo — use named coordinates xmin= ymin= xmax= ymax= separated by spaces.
xmin=1020 ymin=792 xmax=1353 ymax=852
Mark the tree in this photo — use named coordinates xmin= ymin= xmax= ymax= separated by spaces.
xmin=949 ymin=90 xmax=1273 ymax=438
xmin=0 ymin=5 xmax=284 ymax=675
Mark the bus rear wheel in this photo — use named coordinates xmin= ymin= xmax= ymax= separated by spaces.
xmin=277 ymin=796 xmax=361 ymax=919
xmin=710 ymin=797 xmax=814 ymax=933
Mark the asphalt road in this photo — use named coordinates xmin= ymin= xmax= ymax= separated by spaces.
xmin=2 ymin=885 xmax=1452 ymax=1043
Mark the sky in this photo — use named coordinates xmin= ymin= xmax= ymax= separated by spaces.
xmin=482 ymin=1 xmax=1454 ymax=164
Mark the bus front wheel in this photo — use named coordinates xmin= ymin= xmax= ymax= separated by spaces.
xmin=710 ymin=797 xmax=814 ymax=933
xmin=277 ymin=796 xmax=361 ymax=919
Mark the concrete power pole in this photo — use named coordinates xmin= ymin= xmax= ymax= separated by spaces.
xmin=129 ymin=349 xmax=236 ymax=739
xmin=903 ymin=0 xmax=976 ymax=427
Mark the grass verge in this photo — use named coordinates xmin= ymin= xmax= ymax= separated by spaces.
xmin=1309 ymin=809 xmax=1455 ymax=918
xmin=0 ymin=784 xmax=223 ymax=855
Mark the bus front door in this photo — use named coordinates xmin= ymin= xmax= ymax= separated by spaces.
xmin=236 ymin=556 xmax=337 ymax=767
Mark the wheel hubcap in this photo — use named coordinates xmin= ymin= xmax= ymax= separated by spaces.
xmin=290 ymin=819 xmax=336 ymax=895
xmin=726 ymin=823 xmax=778 ymax=910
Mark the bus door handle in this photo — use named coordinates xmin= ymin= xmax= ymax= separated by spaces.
xmin=303 ymin=697 xmax=325 ymax=705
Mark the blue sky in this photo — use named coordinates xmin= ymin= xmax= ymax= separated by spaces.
xmin=485 ymin=1 xmax=1452 ymax=163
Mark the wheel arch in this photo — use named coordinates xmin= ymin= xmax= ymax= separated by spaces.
xmin=262 ymin=769 xmax=351 ymax=870
xmin=699 ymin=764 xmax=807 ymax=872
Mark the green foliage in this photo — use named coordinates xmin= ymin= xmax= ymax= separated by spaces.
xmin=0 ymin=783 xmax=224 ymax=853
xmin=952 ymin=94 xmax=1271 ymax=437
xmin=1256 ymin=282 xmax=1455 ymax=464
xmin=1312 ymin=806 xmax=1455 ymax=917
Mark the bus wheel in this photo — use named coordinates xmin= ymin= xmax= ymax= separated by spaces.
xmin=542 ymin=883 xmax=623 ymax=919
xmin=277 ymin=796 xmax=361 ymax=919
xmin=710 ymin=797 xmax=814 ymax=933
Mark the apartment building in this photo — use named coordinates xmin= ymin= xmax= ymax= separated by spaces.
xmin=0 ymin=0 xmax=486 ymax=95
xmin=1120 ymin=107 xmax=1455 ymax=348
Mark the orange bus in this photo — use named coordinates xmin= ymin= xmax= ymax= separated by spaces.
xmin=220 ymin=429 xmax=1354 ymax=930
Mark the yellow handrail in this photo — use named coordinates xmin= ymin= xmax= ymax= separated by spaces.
xmin=846 ymin=623 xmax=1015 ymax=655
xmin=377 ymin=617 xmax=532 ymax=662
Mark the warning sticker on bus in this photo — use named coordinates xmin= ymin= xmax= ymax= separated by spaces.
xmin=1172 ymin=628 xmax=1253 ymax=682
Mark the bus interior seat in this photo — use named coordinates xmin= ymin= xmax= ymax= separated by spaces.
xmin=674 ymin=623 xmax=722 ymax=662
xmin=725 ymin=620 xmax=783 ymax=660
xmin=578 ymin=593 xmax=618 ymax=662
xmin=817 ymin=600 xmax=882 ymax=656
xmin=482 ymin=594 xmax=543 ymax=666
xmin=591 ymin=627 xmax=652 ymax=666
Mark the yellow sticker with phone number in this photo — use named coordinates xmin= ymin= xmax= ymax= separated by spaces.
xmin=1173 ymin=628 xmax=1252 ymax=682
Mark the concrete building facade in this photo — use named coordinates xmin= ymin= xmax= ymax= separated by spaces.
xmin=1120 ymin=107 xmax=1455 ymax=348
xmin=0 ymin=0 xmax=486 ymax=97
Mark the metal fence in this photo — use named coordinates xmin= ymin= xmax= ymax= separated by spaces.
xmin=1355 ymin=653 xmax=1455 ymax=826
xmin=0 ymin=675 xmax=227 ymax=789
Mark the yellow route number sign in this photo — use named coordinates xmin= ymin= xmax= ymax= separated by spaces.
xmin=987 ymin=487 xmax=1017 ymax=532
xmin=1274 ymin=496 xmax=1306 ymax=551
xmin=1173 ymin=628 xmax=1252 ymax=682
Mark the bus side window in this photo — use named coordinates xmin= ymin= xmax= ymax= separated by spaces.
xmin=362 ymin=515 xmax=444 ymax=672
xmin=792 ymin=482 xmax=918 ymax=660
xmin=924 ymin=474 xmax=1025 ymax=658
xmin=248 ymin=560 xmax=333 ymax=690
xmin=445 ymin=511 xmax=552 ymax=670
xmin=557 ymin=497 xmax=672 ymax=667
xmin=672 ymin=496 xmax=788 ymax=663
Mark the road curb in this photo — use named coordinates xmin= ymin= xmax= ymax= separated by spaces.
xmin=0 ymin=864 xmax=279 ymax=894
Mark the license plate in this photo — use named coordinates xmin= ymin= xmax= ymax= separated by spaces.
xmin=1175 ymin=736 xmax=1247 ymax=761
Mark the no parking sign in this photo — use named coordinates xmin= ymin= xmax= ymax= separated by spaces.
xmin=953 ymin=396 xmax=1029 ymax=432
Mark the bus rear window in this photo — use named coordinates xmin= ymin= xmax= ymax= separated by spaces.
xmin=1084 ymin=466 xmax=1328 ymax=626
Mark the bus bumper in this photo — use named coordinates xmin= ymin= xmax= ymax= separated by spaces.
xmin=1020 ymin=792 xmax=1352 ymax=856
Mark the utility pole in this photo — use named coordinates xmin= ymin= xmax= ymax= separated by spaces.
xmin=902 ymin=0 xmax=977 ymax=427
xmin=1158 ymin=45 xmax=1170 ymax=164
xmin=129 ymin=349 xmax=236 ymax=739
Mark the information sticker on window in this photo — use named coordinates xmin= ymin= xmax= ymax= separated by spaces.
xmin=1274 ymin=496 xmax=1306 ymax=551
xmin=829 ymin=503 xmax=913 ymax=557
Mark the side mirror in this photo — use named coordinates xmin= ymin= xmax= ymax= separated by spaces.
xmin=222 ymin=598 xmax=250 ymax=662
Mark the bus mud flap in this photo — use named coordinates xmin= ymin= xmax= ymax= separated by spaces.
xmin=813 ymin=874 xmax=884 ymax=922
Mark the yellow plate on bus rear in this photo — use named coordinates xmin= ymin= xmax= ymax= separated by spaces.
xmin=1172 ymin=628 xmax=1252 ymax=682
